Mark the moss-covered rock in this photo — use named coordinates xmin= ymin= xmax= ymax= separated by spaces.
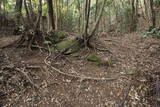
xmin=56 ymin=40 xmax=74 ymax=50
xmin=87 ymin=55 xmax=101 ymax=63
xmin=50 ymin=31 xmax=69 ymax=43
xmin=87 ymin=55 xmax=113 ymax=66
xmin=55 ymin=40 xmax=81 ymax=54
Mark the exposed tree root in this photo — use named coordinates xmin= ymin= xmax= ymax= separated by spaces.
xmin=15 ymin=30 xmax=46 ymax=50
xmin=58 ymin=36 xmax=112 ymax=55
xmin=88 ymin=42 xmax=112 ymax=53
xmin=44 ymin=52 xmax=125 ymax=81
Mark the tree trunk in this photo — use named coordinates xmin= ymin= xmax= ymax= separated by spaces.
xmin=28 ymin=0 xmax=36 ymax=22
xmin=24 ymin=0 xmax=32 ymax=26
xmin=15 ymin=0 xmax=23 ymax=32
xmin=55 ymin=0 xmax=58 ymax=30
xmin=130 ymin=0 xmax=137 ymax=32
xmin=89 ymin=0 xmax=106 ymax=38
xmin=59 ymin=0 xmax=63 ymax=30
xmin=3 ymin=0 xmax=6 ymax=13
xmin=77 ymin=0 xmax=81 ymax=32
xmin=145 ymin=0 xmax=156 ymax=27
xmin=95 ymin=0 xmax=98 ymax=21
xmin=0 ymin=1 xmax=2 ymax=11
xmin=35 ymin=0 xmax=42 ymax=30
xmin=149 ymin=0 xmax=156 ymax=27
xmin=47 ymin=0 xmax=55 ymax=32
xmin=144 ymin=0 xmax=148 ymax=19
xmin=83 ymin=0 xmax=91 ymax=46
xmin=83 ymin=0 xmax=91 ymax=37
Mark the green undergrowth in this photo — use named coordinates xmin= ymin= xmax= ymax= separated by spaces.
xmin=140 ymin=26 xmax=160 ymax=39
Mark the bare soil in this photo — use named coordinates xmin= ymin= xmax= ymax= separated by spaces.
xmin=0 ymin=32 xmax=160 ymax=107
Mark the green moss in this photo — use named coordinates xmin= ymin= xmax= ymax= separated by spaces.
xmin=65 ymin=41 xmax=81 ymax=54
xmin=50 ymin=31 xmax=69 ymax=43
xmin=87 ymin=55 xmax=113 ymax=67
xmin=56 ymin=40 xmax=74 ymax=50
xmin=55 ymin=40 xmax=81 ymax=54
xmin=87 ymin=55 xmax=101 ymax=63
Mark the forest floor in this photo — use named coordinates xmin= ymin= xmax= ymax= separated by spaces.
xmin=0 ymin=32 xmax=160 ymax=107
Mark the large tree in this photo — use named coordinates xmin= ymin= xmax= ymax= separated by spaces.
xmin=149 ymin=0 xmax=156 ymax=27
xmin=14 ymin=0 xmax=23 ymax=33
xmin=0 ymin=1 xmax=2 ymax=11
xmin=144 ymin=0 xmax=156 ymax=27
xmin=47 ymin=0 xmax=55 ymax=32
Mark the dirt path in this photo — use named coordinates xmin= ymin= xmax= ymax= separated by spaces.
xmin=0 ymin=33 xmax=159 ymax=107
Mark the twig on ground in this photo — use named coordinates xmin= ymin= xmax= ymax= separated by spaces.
xmin=117 ymin=83 xmax=132 ymax=107
xmin=26 ymin=65 xmax=42 ymax=69
xmin=104 ymin=39 xmax=119 ymax=43
xmin=15 ymin=67 xmax=39 ymax=89
xmin=95 ymin=47 xmax=112 ymax=53
xmin=155 ymin=76 xmax=160 ymax=107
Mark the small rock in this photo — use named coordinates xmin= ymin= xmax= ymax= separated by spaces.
xmin=66 ymin=79 xmax=71 ymax=83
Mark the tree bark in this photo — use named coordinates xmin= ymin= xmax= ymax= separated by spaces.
xmin=24 ymin=0 xmax=32 ymax=26
xmin=149 ymin=0 xmax=156 ymax=27
xmin=15 ymin=0 xmax=23 ymax=30
xmin=35 ymin=0 xmax=42 ymax=30
xmin=83 ymin=0 xmax=91 ymax=37
xmin=3 ymin=0 xmax=6 ymax=12
xmin=0 ymin=1 xmax=2 ymax=11
xmin=130 ymin=0 xmax=137 ymax=32
xmin=28 ymin=0 xmax=36 ymax=21
xmin=144 ymin=0 xmax=148 ymax=19
xmin=89 ymin=0 xmax=106 ymax=38
xmin=95 ymin=0 xmax=98 ymax=21
xmin=55 ymin=0 xmax=58 ymax=30
xmin=76 ymin=0 xmax=82 ymax=33
xmin=47 ymin=0 xmax=55 ymax=32
xmin=83 ymin=0 xmax=91 ymax=46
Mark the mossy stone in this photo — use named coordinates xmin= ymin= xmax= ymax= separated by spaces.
xmin=87 ymin=55 xmax=113 ymax=67
xmin=87 ymin=55 xmax=101 ymax=63
xmin=50 ymin=31 xmax=69 ymax=43
xmin=56 ymin=40 xmax=74 ymax=50
xmin=65 ymin=41 xmax=81 ymax=54
xmin=55 ymin=40 xmax=81 ymax=54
